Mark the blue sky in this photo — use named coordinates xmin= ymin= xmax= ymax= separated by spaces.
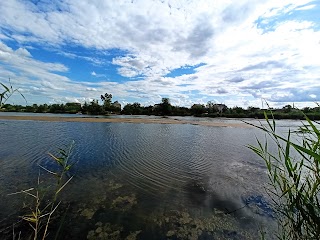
xmin=0 ymin=0 xmax=319 ymax=108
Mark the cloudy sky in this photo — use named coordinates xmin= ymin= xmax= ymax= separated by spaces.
xmin=0 ymin=0 xmax=319 ymax=108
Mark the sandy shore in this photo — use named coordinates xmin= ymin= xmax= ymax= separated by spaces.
xmin=0 ymin=115 xmax=252 ymax=128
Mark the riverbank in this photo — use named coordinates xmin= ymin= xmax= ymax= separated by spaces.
xmin=0 ymin=115 xmax=252 ymax=128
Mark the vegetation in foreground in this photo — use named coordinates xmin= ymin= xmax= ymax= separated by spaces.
xmin=7 ymin=142 xmax=76 ymax=240
xmin=1 ymin=82 xmax=77 ymax=239
xmin=248 ymin=111 xmax=320 ymax=239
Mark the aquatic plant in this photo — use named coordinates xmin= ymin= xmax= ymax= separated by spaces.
xmin=111 ymin=194 xmax=137 ymax=212
xmin=0 ymin=79 xmax=26 ymax=109
xmin=247 ymin=111 xmax=320 ymax=239
xmin=150 ymin=208 xmax=254 ymax=239
xmin=87 ymin=222 xmax=141 ymax=240
xmin=10 ymin=141 xmax=76 ymax=240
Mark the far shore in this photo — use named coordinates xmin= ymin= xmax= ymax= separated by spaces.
xmin=0 ymin=115 xmax=252 ymax=128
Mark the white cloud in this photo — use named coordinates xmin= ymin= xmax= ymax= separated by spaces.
xmin=86 ymin=87 xmax=97 ymax=91
xmin=15 ymin=47 xmax=31 ymax=57
xmin=295 ymin=4 xmax=316 ymax=11
xmin=0 ymin=0 xmax=319 ymax=108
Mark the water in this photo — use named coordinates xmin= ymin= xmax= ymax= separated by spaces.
xmin=0 ymin=115 xmax=296 ymax=239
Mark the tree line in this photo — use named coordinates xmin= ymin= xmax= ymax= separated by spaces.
xmin=1 ymin=95 xmax=320 ymax=120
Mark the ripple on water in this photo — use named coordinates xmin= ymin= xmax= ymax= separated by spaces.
xmin=106 ymin=124 xmax=217 ymax=201
xmin=1 ymin=119 xmax=279 ymax=237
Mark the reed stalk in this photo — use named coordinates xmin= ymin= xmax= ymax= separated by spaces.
xmin=247 ymin=111 xmax=320 ymax=239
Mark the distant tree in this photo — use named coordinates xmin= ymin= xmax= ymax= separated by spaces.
xmin=122 ymin=102 xmax=142 ymax=115
xmin=171 ymin=106 xmax=191 ymax=116
xmin=65 ymin=103 xmax=81 ymax=113
xmin=36 ymin=104 xmax=48 ymax=113
xmin=101 ymin=93 xmax=112 ymax=112
xmin=160 ymin=98 xmax=172 ymax=115
xmin=191 ymin=104 xmax=206 ymax=115
xmin=283 ymin=104 xmax=292 ymax=113
xmin=302 ymin=107 xmax=311 ymax=113
xmin=142 ymin=105 xmax=153 ymax=115
xmin=25 ymin=105 xmax=35 ymax=112
xmin=247 ymin=106 xmax=260 ymax=112
xmin=206 ymin=101 xmax=216 ymax=114
xmin=131 ymin=102 xmax=142 ymax=115
xmin=111 ymin=101 xmax=121 ymax=113
xmin=32 ymin=104 xmax=38 ymax=112
xmin=122 ymin=103 xmax=133 ymax=114
xmin=81 ymin=102 xmax=89 ymax=114
xmin=231 ymin=106 xmax=245 ymax=114
xmin=87 ymin=100 xmax=102 ymax=115
xmin=49 ymin=104 xmax=65 ymax=113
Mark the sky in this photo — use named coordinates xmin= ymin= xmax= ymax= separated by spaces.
xmin=0 ymin=0 xmax=320 ymax=108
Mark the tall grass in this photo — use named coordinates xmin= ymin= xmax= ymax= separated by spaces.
xmin=0 ymin=79 xmax=26 ymax=109
xmin=10 ymin=142 xmax=76 ymax=240
xmin=247 ymin=112 xmax=320 ymax=239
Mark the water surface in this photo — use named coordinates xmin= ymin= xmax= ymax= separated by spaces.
xmin=0 ymin=116 xmax=291 ymax=239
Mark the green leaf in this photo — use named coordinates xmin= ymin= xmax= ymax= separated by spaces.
xmin=0 ymin=83 xmax=10 ymax=92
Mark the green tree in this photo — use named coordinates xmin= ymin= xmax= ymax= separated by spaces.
xmin=36 ymin=104 xmax=48 ymax=113
xmin=160 ymin=98 xmax=172 ymax=116
xmin=231 ymin=106 xmax=245 ymax=114
xmin=49 ymin=104 xmax=66 ymax=113
xmin=206 ymin=101 xmax=217 ymax=114
xmin=65 ymin=103 xmax=81 ymax=113
xmin=25 ymin=105 xmax=36 ymax=112
xmin=122 ymin=102 xmax=142 ymax=115
xmin=81 ymin=102 xmax=89 ymax=114
xmin=282 ymin=104 xmax=292 ymax=113
xmin=247 ymin=106 xmax=260 ymax=112
xmin=190 ymin=104 xmax=206 ymax=115
xmin=101 ymin=93 xmax=112 ymax=112
xmin=87 ymin=100 xmax=102 ymax=115
xmin=142 ymin=105 xmax=153 ymax=115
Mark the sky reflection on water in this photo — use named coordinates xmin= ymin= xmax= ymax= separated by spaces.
xmin=0 ymin=118 xmax=285 ymax=239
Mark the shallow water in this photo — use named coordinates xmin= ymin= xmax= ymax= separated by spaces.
xmin=0 ymin=116 xmax=289 ymax=239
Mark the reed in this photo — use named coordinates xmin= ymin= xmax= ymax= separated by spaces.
xmin=2 ymin=80 xmax=75 ymax=239
xmin=10 ymin=141 xmax=76 ymax=240
xmin=0 ymin=79 xmax=26 ymax=109
xmin=247 ymin=111 xmax=320 ymax=239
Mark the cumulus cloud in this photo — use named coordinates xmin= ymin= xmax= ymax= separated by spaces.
xmin=173 ymin=16 xmax=215 ymax=58
xmin=0 ymin=0 xmax=319 ymax=107
xmin=15 ymin=47 xmax=31 ymax=57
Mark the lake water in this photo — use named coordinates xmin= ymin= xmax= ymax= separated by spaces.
xmin=0 ymin=115 xmax=302 ymax=239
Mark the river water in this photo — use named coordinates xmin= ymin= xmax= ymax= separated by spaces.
xmin=0 ymin=114 xmax=302 ymax=239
